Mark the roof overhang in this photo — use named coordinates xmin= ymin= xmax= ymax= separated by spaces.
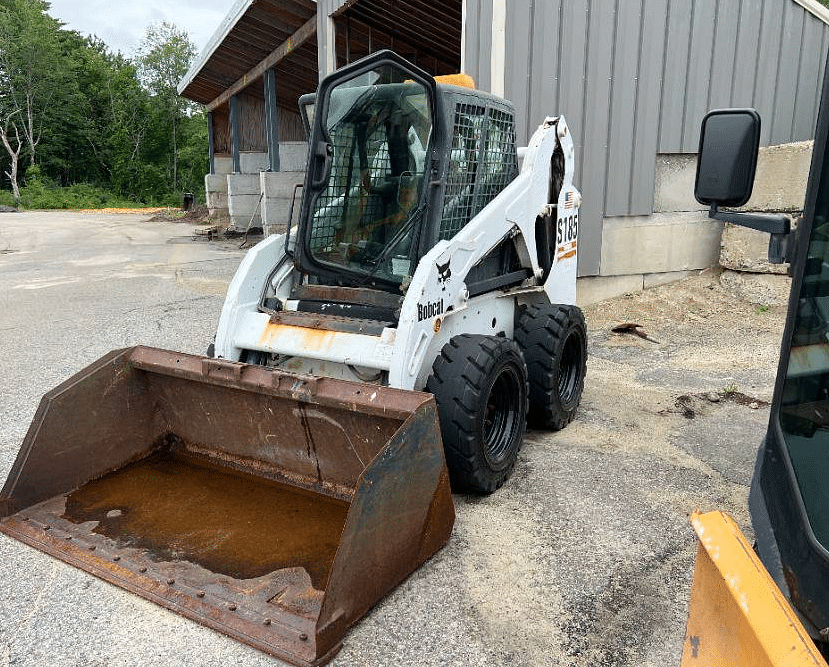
xmin=177 ymin=0 xmax=319 ymax=109
xmin=333 ymin=0 xmax=461 ymax=74
xmin=794 ymin=0 xmax=829 ymax=25
xmin=177 ymin=0 xmax=462 ymax=112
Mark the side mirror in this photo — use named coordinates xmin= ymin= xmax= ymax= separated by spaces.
xmin=695 ymin=108 xmax=761 ymax=207
xmin=694 ymin=108 xmax=792 ymax=265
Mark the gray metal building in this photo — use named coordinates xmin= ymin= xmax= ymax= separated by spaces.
xmin=180 ymin=0 xmax=829 ymax=291
xmin=463 ymin=0 xmax=829 ymax=276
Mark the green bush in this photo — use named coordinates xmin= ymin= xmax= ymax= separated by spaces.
xmin=0 ymin=190 xmax=16 ymax=207
xmin=8 ymin=180 xmax=153 ymax=210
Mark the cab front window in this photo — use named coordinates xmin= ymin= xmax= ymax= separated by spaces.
xmin=308 ymin=66 xmax=432 ymax=283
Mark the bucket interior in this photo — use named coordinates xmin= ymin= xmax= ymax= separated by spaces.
xmin=63 ymin=446 xmax=351 ymax=590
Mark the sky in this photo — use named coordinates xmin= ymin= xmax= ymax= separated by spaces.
xmin=46 ymin=0 xmax=231 ymax=58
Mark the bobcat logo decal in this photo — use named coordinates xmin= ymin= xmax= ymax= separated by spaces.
xmin=436 ymin=259 xmax=451 ymax=290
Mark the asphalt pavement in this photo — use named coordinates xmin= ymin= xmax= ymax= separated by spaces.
xmin=0 ymin=211 xmax=788 ymax=666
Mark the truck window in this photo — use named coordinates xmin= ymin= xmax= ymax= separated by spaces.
xmin=780 ymin=145 xmax=829 ymax=549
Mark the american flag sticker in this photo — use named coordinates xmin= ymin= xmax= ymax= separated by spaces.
xmin=564 ymin=191 xmax=574 ymax=209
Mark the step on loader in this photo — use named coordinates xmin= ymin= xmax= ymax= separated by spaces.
xmin=0 ymin=51 xmax=585 ymax=665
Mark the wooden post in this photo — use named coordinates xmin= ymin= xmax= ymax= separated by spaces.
xmin=264 ymin=68 xmax=281 ymax=172
xmin=229 ymin=94 xmax=241 ymax=174
xmin=207 ymin=111 xmax=215 ymax=175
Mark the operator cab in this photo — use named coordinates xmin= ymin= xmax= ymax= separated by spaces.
xmin=295 ymin=53 xmax=437 ymax=290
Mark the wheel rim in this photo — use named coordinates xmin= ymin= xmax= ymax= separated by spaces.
xmin=558 ymin=332 xmax=583 ymax=406
xmin=483 ymin=365 xmax=523 ymax=466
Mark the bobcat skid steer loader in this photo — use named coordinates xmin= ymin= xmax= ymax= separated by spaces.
xmin=0 ymin=51 xmax=585 ymax=667
xmin=215 ymin=50 xmax=588 ymax=495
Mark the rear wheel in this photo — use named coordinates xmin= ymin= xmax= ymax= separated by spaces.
xmin=426 ymin=334 xmax=528 ymax=494
xmin=515 ymin=303 xmax=587 ymax=430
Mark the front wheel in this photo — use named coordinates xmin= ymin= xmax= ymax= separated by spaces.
xmin=426 ymin=334 xmax=528 ymax=494
xmin=515 ymin=303 xmax=587 ymax=430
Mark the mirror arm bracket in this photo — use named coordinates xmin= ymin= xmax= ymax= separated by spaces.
xmin=709 ymin=204 xmax=794 ymax=265
xmin=708 ymin=203 xmax=790 ymax=235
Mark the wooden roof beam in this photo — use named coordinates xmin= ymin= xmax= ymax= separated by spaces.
xmin=206 ymin=15 xmax=317 ymax=112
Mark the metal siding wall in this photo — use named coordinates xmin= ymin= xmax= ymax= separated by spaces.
xmin=479 ymin=0 xmax=494 ymax=90
xmin=755 ymin=0 xmax=786 ymax=145
xmin=630 ymin=0 xmax=669 ymax=213
xmin=708 ymin=0 xmax=740 ymax=109
xmin=772 ymin=3 xmax=805 ymax=143
xmin=530 ymin=0 xmax=562 ymax=139
xmin=579 ymin=1 xmax=614 ymax=276
xmin=795 ymin=18 xmax=824 ymax=139
xmin=469 ymin=0 xmax=829 ymax=276
xmin=506 ymin=0 xmax=535 ymax=142
xmin=465 ymin=0 xmax=481 ymax=78
xmin=464 ymin=0 xmax=495 ymax=91
xmin=560 ymin=0 xmax=589 ymax=186
xmin=682 ymin=0 xmax=717 ymax=150
xmin=731 ymin=0 xmax=762 ymax=108
xmin=605 ymin=0 xmax=643 ymax=216
xmin=659 ymin=0 xmax=693 ymax=151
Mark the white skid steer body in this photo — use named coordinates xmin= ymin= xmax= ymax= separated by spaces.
xmin=214 ymin=116 xmax=580 ymax=392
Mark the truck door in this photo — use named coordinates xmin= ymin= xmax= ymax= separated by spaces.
xmin=752 ymin=52 xmax=829 ymax=642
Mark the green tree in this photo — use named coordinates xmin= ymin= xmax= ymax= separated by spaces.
xmin=137 ymin=22 xmax=197 ymax=193
xmin=0 ymin=0 xmax=65 ymax=196
xmin=0 ymin=4 xmax=206 ymax=206
xmin=65 ymin=34 xmax=154 ymax=195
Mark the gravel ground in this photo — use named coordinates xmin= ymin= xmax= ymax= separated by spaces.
xmin=0 ymin=211 xmax=790 ymax=667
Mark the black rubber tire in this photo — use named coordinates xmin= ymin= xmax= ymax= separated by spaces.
xmin=426 ymin=334 xmax=528 ymax=494
xmin=514 ymin=303 xmax=587 ymax=430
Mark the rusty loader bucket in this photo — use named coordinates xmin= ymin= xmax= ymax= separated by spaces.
xmin=0 ymin=347 xmax=454 ymax=666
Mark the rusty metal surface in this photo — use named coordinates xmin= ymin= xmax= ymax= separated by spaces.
xmin=269 ymin=311 xmax=391 ymax=335
xmin=63 ymin=449 xmax=350 ymax=589
xmin=290 ymin=284 xmax=403 ymax=310
xmin=0 ymin=346 xmax=455 ymax=667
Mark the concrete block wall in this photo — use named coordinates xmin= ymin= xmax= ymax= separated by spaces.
xmin=261 ymin=171 xmax=305 ymax=235
xmin=239 ymin=152 xmax=269 ymax=174
xmin=205 ymin=172 xmax=230 ymax=224
xmin=599 ymin=212 xmax=723 ymax=276
xmin=577 ymin=140 xmax=812 ymax=306
xmin=278 ymin=142 xmax=309 ymax=172
xmin=653 ymin=141 xmax=813 ymax=214
xmin=206 ymin=145 xmax=308 ymax=230
xmin=260 ymin=143 xmax=309 ymax=235
xmin=227 ymin=173 xmax=263 ymax=230
xmin=576 ymin=212 xmax=722 ymax=305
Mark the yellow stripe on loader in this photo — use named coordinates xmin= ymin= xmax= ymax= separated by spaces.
xmin=682 ymin=511 xmax=827 ymax=667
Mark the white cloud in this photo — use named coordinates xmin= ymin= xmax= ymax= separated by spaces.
xmin=48 ymin=0 xmax=229 ymax=56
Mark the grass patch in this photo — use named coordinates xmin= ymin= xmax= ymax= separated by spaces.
xmin=0 ymin=178 xmax=180 ymax=211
